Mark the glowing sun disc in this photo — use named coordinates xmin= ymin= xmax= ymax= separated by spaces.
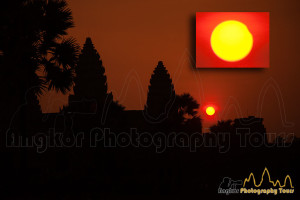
xmin=211 ymin=20 xmax=253 ymax=62
xmin=206 ymin=106 xmax=215 ymax=116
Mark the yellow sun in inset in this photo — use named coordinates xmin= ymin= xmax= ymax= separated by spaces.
xmin=206 ymin=106 xmax=215 ymax=116
xmin=211 ymin=20 xmax=253 ymax=62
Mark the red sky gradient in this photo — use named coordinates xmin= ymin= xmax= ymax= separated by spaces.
xmin=196 ymin=12 xmax=269 ymax=68
xmin=39 ymin=0 xmax=300 ymax=136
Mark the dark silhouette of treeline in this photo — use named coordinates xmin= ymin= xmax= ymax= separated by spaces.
xmin=0 ymin=1 xmax=299 ymax=199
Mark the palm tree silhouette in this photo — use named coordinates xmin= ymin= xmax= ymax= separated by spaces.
xmin=210 ymin=120 xmax=233 ymax=134
xmin=171 ymin=93 xmax=202 ymax=131
xmin=0 ymin=0 xmax=79 ymax=127
xmin=175 ymin=93 xmax=200 ymax=122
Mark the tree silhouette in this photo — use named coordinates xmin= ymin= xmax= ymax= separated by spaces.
xmin=0 ymin=0 xmax=79 ymax=128
xmin=175 ymin=93 xmax=200 ymax=123
xmin=145 ymin=61 xmax=175 ymax=120
xmin=209 ymin=120 xmax=234 ymax=147
xmin=210 ymin=120 xmax=233 ymax=134
xmin=168 ymin=93 xmax=202 ymax=131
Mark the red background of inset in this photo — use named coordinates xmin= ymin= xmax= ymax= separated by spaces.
xmin=196 ymin=12 xmax=269 ymax=68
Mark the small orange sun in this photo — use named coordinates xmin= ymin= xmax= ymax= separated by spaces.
xmin=206 ymin=106 xmax=215 ymax=116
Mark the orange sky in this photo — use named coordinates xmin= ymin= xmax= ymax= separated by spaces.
xmin=40 ymin=0 xmax=300 ymax=135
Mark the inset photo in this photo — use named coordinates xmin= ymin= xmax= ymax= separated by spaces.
xmin=196 ymin=12 xmax=269 ymax=68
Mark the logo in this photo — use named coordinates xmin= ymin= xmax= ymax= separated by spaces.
xmin=218 ymin=177 xmax=242 ymax=195
xmin=218 ymin=167 xmax=295 ymax=195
